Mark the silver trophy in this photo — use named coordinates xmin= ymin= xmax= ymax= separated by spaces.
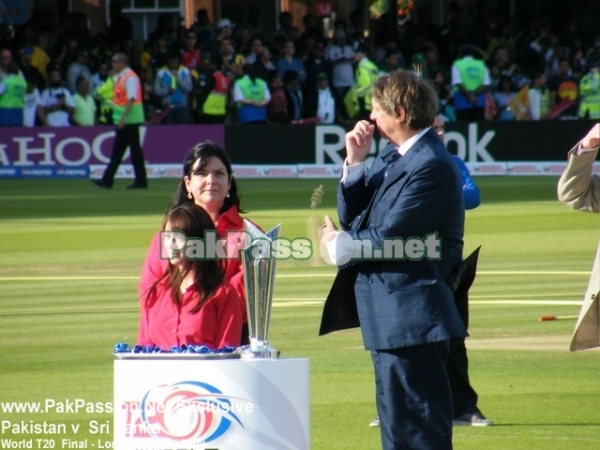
xmin=237 ymin=219 xmax=281 ymax=359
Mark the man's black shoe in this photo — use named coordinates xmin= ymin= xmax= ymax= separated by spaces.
xmin=92 ymin=179 xmax=112 ymax=189
xmin=126 ymin=183 xmax=148 ymax=189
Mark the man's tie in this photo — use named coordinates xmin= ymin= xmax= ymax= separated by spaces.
xmin=385 ymin=151 xmax=401 ymax=177
xmin=388 ymin=150 xmax=401 ymax=164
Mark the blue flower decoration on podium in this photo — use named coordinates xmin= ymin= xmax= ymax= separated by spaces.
xmin=114 ymin=343 xmax=237 ymax=354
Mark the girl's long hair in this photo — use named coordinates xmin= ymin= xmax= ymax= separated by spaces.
xmin=146 ymin=203 xmax=225 ymax=313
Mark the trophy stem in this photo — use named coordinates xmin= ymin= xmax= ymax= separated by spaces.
xmin=236 ymin=338 xmax=279 ymax=359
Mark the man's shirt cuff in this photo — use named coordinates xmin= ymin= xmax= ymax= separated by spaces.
xmin=341 ymin=159 xmax=366 ymax=184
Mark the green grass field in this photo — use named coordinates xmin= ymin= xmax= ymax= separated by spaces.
xmin=0 ymin=176 xmax=599 ymax=450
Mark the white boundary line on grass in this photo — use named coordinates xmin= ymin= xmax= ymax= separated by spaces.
xmin=0 ymin=270 xmax=592 ymax=281
xmin=273 ymin=299 xmax=582 ymax=306
xmin=469 ymin=300 xmax=581 ymax=305
xmin=277 ymin=271 xmax=592 ymax=277
xmin=279 ymin=271 xmax=592 ymax=277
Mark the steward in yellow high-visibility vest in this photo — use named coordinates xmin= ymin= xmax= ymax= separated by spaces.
xmin=0 ymin=63 xmax=27 ymax=126
xmin=352 ymin=44 xmax=380 ymax=120
xmin=578 ymin=57 xmax=600 ymax=119
xmin=94 ymin=76 xmax=115 ymax=124
xmin=200 ymin=70 xmax=230 ymax=123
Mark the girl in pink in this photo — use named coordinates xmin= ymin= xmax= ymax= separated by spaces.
xmin=137 ymin=203 xmax=242 ymax=350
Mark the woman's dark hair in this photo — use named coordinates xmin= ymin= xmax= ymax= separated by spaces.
xmin=171 ymin=140 xmax=242 ymax=214
xmin=146 ymin=203 xmax=225 ymax=314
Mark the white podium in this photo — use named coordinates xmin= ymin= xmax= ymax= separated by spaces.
xmin=113 ymin=356 xmax=310 ymax=450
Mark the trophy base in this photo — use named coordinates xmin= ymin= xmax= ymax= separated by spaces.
xmin=236 ymin=344 xmax=280 ymax=359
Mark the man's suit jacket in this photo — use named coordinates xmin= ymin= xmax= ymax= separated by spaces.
xmin=320 ymin=129 xmax=467 ymax=350
xmin=557 ymin=145 xmax=600 ymax=351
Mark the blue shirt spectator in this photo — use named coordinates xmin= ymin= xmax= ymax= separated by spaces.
xmin=276 ymin=40 xmax=306 ymax=84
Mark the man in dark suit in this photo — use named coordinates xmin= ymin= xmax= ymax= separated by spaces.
xmin=320 ymin=70 xmax=467 ymax=449
xmin=370 ymin=117 xmax=491 ymax=429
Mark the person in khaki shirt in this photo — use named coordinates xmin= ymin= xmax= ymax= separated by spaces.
xmin=557 ymin=123 xmax=600 ymax=351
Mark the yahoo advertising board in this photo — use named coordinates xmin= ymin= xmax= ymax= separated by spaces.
xmin=0 ymin=125 xmax=223 ymax=169
xmin=1 ymin=122 xmax=595 ymax=179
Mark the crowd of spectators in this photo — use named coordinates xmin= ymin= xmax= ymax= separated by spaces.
xmin=0 ymin=0 xmax=599 ymax=127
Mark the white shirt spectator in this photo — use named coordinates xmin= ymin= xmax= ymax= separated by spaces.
xmin=23 ymin=88 xmax=42 ymax=127
xmin=528 ymin=88 xmax=544 ymax=120
xmin=317 ymin=87 xmax=335 ymax=123
xmin=66 ymin=62 xmax=92 ymax=94
xmin=40 ymin=87 xmax=75 ymax=127
xmin=324 ymin=42 xmax=355 ymax=88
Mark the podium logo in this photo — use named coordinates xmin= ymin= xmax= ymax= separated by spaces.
xmin=135 ymin=381 xmax=250 ymax=443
